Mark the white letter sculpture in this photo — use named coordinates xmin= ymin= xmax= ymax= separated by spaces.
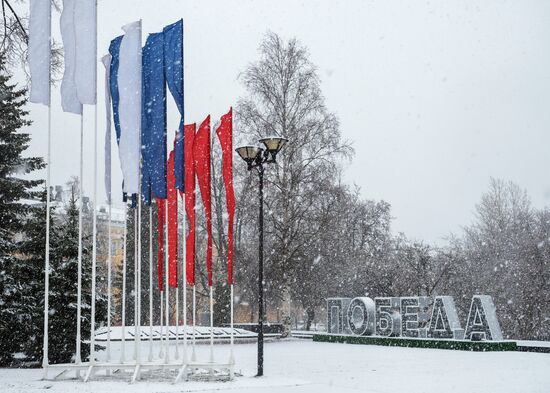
xmin=427 ymin=296 xmax=464 ymax=339
xmin=464 ymin=295 xmax=503 ymax=341
xmin=326 ymin=294 xmax=503 ymax=342
xmin=401 ymin=297 xmax=430 ymax=338
xmin=375 ymin=297 xmax=401 ymax=337
xmin=326 ymin=298 xmax=351 ymax=334
xmin=347 ymin=297 xmax=375 ymax=336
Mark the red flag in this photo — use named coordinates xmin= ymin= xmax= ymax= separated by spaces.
xmin=167 ymin=150 xmax=178 ymax=287
xmin=215 ymin=108 xmax=235 ymax=285
xmin=156 ymin=197 xmax=165 ymax=291
xmin=194 ymin=115 xmax=213 ymax=286
xmin=184 ymin=123 xmax=196 ymax=286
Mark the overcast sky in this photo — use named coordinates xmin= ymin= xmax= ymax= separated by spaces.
xmin=19 ymin=0 xmax=550 ymax=244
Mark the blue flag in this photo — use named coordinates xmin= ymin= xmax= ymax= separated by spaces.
xmin=109 ymin=36 xmax=122 ymax=143
xmin=163 ymin=19 xmax=184 ymax=192
xmin=142 ymin=32 xmax=167 ymax=205
xmin=109 ymin=35 xmax=132 ymax=204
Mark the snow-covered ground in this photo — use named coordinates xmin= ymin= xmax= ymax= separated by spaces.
xmin=1 ymin=339 xmax=549 ymax=392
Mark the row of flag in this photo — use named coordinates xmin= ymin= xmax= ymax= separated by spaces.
xmin=28 ymin=2 xmax=235 ymax=288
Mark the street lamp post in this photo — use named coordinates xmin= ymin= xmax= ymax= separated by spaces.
xmin=257 ymin=163 xmax=264 ymax=376
xmin=236 ymin=137 xmax=288 ymax=377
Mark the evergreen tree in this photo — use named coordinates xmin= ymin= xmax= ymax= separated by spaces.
xmin=48 ymin=186 xmax=82 ymax=363
xmin=17 ymin=189 xmax=57 ymax=364
xmin=0 ymin=65 xmax=44 ymax=366
xmin=48 ymin=184 xmax=107 ymax=364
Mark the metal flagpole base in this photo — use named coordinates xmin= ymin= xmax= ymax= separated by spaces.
xmin=183 ymin=361 xmax=235 ymax=382
xmin=130 ymin=365 xmax=141 ymax=383
xmin=174 ymin=363 xmax=189 ymax=383
xmin=42 ymin=363 xmax=89 ymax=381
xmin=83 ymin=365 xmax=95 ymax=382
xmin=43 ymin=324 xmax=244 ymax=383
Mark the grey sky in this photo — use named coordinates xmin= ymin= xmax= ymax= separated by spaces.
xmin=20 ymin=0 xmax=550 ymax=244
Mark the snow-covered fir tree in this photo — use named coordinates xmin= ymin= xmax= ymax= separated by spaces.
xmin=48 ymin=183 xmax=107 ymax=364
xmin=16 ymin=189 xmax=57 ymax=364
xmin=0 ymin=65 xmax=45 ymax=366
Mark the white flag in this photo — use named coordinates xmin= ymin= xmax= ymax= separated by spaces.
xmin=117 ymin=20 xmax=142 ymax=195
xmin=60 ymin=0 xmax=82 ymax=114
xmin=101 ymin=54 xmax=112 ymax=203
xmin=28 ymin=0 xmax=51 ymax=106
xmin=74 ymin=0 xmax=97 ymax=105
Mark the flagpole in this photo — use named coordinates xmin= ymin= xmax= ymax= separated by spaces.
xmin=133 ymin=207 xmax=138 ymax=362
xmin=76 ymin=112 xmax=84 ymax=366
xmin=100 ymin=50 xmax=113 ymax=365
xmin=230 ymin=284 xmax=234 ymax=365
xmin=89 ymin=0 xmax=99 ymax=370
xmin=157 ymin=205 xmax=165 ymax=359
xmin=136 ymin=195 xmax=142 ymax=372
xmin=107 ymin=199 xmax=112 ymax=362
xmin=136 ymin=195 xmax=142 ymax=369
xmin=42 ymin=102 xmax=51 ymax=373
xmin=175 ymin=265 xmax=180 ymax=360
xmin=148 ymin=206 xmax=153 ymax=362
xmin=192 ymin=285 xmax=196 ymax=361
xmin=175 ymin=193 xmax=188 ymax=384
xmin=181 ymin=21 xmax=187 ymax=369
xmin=135 ymin=19 xmax=143 ymax=373
xmin=174 ymin=191 xmax=180 ymax=360
xmin=209 ymin=285 xmax=214 ymax=363
xmin=164 ymin=201 xmax=170 ymax=364
xmin=174 ymin=190 xmax=180 ymax=360
xmin=182 ymin=193 xmax=187 ymax=364
xmin=120 ymin=203 xmax=127 ymax=363
xmin=42 ymin=2 xmax=52 ymax=376
xmin=159 ymin=289 xmax=164 ymax=358
xmin=159 ymin=203 xmax=165 ymax=359
xmin=90 ymin=103 xmax=98 ymax=367
xmin=209 ymin=122 xmax=214 ymax=365
xmin=191 ymin=136 xmax=196 ymax=363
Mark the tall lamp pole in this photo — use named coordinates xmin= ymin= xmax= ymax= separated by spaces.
xmin=236 ymin=137 xmax=288 ymax=377
xmin=257 ymin=163 xmax=264 ymax=376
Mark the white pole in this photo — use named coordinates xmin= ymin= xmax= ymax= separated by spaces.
xmin=164 ymin=201 xmax=170 ymax=363
xmin=136 ymin=195 xmax=142 ymax=367
xmin=136 ymin=20 xmax=143 ymax=363
xmin=159 ymin=290 xmax=164 ymax=358
xmin=174 ymin=196 xmax=179 ymax=360
xmin=148 ymin=206 xmax=153 ymax=362
xmin=106 ymin=201 xmax=112 ymax=362
xmin=42 ymin=36 xmax=52 ymax=372
xmin=191 ymin=285 xmax=196 ymax=361
xmin=158 ymin=204 xmax=164 ymax=360
xmin=209 ymin=286 xmax=214 ymax=363
xmin=136 ymin=199 xmax=142 ymax=366
xmin=230 ymin=284 xmax=234 ymax=364
xmin=182 ymin=193 xmax=187 ymax=364
xmin=90 ymin=106 xmax=98 ymax=365
xmin=89 ymin=0 xmax=99 ymax=368
xmin=133 ymin=207 xmax=138 ymax=361
xmin=175 ymin=276 xmax=179 ymax=360
xmin=42 ymin=119 xmax=51 ymax=370
xmin=120 ymin=204 xmax=127 ymax=363
xmin=76 ymin=113 xmax=84 ymax=365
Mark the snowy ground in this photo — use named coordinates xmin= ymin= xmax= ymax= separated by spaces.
xmin=1 ymin=339 xmax=549 ymax=393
